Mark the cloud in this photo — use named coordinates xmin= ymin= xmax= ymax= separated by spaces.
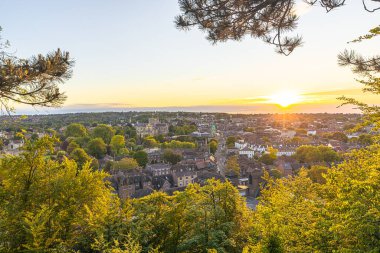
xmin=302 ymin=88 xmax=362 ymax=97
xmin=65 ymin=103 xmax=133 ymax=108
xmin=12 ymin=88 xmax=369 ymax=115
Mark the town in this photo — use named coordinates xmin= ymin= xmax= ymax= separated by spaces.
xmin=0 ymin=112 xmax=372 ymax=207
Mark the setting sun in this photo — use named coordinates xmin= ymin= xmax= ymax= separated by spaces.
xmin=269 ymin=91 xmax=302 ymax=107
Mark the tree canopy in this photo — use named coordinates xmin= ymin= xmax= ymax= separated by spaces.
xmin=65 ymin=123 xmax=87 ymax=138
xmin=92 ymin=124 xmax=115 ymax=144
xmin=87 ymin=137 xmax=107 ymax=159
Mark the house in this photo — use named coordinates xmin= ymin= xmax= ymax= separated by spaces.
xmin=7 ymin=139 xmax=24 ymax=150
xmin=191 ymin=131 xmax=211 ymax=138
xmin=277 ymin=148 xmax=296 ymax=157
xmin=276 ymin=161 xmax=293 ymax=177
xmin=110 ymin=169 xmax=152 ymax=199
xmin=239 ymin=146 xmax=255 ymax=159
xmin=235 ymin=140 xmax=247 ymax=149
xmin=173 ymin=170 xmax=197 ymax=187
xmin=146 ymin=163 xmax=171 ymax=176
xmin=194 ymin=171 xmax=225 ymax=185
xmin=151 ymin=175 xmax=174 ymax=191
xmin=307 ymin=130 xmax=317 ymax=136
xmin=171 ymin=163 xmax=197 ymax=187
xmin=251 ymin=145 xmax=267 ymax=153
xmin=146 ymin=149 xmax=163 ymax=163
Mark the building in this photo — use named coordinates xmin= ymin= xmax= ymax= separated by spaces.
xmin=135 ymin=123 xmax=154 ymax=137
xmin=173 ymin=170 xmax=197 ymax=187
xmin=235 ymin=140 xmax=247 ymax=149
xmin=146 ymin=163 xmax=172 ymax=176
xmin=239 ymin=146 xmax=255 ymax=159
xmin=134 ymin=118 xmax=169 ymax=137
xmin=7 ymin=139 xmax=24 ymax=150
xmin=171 ymin=163 xmax=197 ymax=187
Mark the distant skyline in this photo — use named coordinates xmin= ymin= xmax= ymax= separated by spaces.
xmin=0 ymin=1 xmax=379 ymax=114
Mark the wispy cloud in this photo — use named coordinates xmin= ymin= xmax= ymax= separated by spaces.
xmin=65 ymin=103 xmax=133 ymax=108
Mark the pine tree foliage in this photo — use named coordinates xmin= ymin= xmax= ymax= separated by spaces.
xmin=0 ymin=28 xmax=74 ymax=112
xmin=338 ymin=26 xmax=380 ymax=133
xmin=175 ymin=0 xmax=380 ymax=55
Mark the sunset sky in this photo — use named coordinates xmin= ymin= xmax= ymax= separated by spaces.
xmin=0 ymin=1 xmax=379 ymax=114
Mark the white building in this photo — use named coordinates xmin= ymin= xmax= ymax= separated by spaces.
xmin=307 ymin=130 xmax=317 ymax=136
xmin=235 ymin=140 xmax=248 ymax=149
xmin=239 ymin=146 xmax=255 ymax=159
xmin=277 ymin=149 xmax=296 ymax=157
xmin=252 ymin=145 xmax=267 ymax=153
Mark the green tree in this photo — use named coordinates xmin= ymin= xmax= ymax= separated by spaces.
xmin=162 ymin=140 xmax=196 ymax=149
xmin=358 ymin=134 xmax=373 ymax=146
xmin=70 ymin=147 xmax=91 ymax=168
xmin=330 ymin=132 xmax=348 ymax=143
xmin=209 ymin=139 xmax=218 ymax=154
xmin=226 ymin=155 xmax=240 ymax=176
xmin=92 ymin=124 xmax=115 ymax=144
xmin=0 ymin=136 xmax=118 ymax=251
xmin=259 ymin=147 xmax=278 ymax=165
xmin=307 ymin=165 xmax=328 ymax=184
xmin=143 ymin=136 xmax=159 ymax=148
xmin=253 ymin=145 xmax=380 ymax=252
xmin=162 ymin=149 xmax=182 ymax=165
xmin=110 ymin=135 xmax=126 ymax=156
xmin=65 ymin=123 xmax=87 ymax=138
xmin=294 ymin=145 xmax=339 ymax=164
xmin=87 ymin=138 xmax=107 ymax=159
xmin=226 ymin=136 xmax=237 ymax=148
xmin=132 ymin=180 xmax=254 ymax=252
xmin=133 ymin=150 xmax=148 ymax=168
xmin=125 ymin=126 xmax=137 ymax=139
xmin=113 ymin=158 xmax=139 ymax=171
xmin=67 ymin=140 xmax=80 ymax=154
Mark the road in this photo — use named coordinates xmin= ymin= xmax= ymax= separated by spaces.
xmin=215 ymin=134 xmax=226 ymax=176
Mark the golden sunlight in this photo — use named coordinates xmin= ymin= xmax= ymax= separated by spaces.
xmin=269 ymin=91 xmax=302 ymax=107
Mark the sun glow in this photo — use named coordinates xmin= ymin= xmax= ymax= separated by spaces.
xmin=269 ymin=91 xmax=302 ymax=107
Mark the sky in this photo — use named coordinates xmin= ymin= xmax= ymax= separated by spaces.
xmin=0 ymin=0 xmax=379 ymax=114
